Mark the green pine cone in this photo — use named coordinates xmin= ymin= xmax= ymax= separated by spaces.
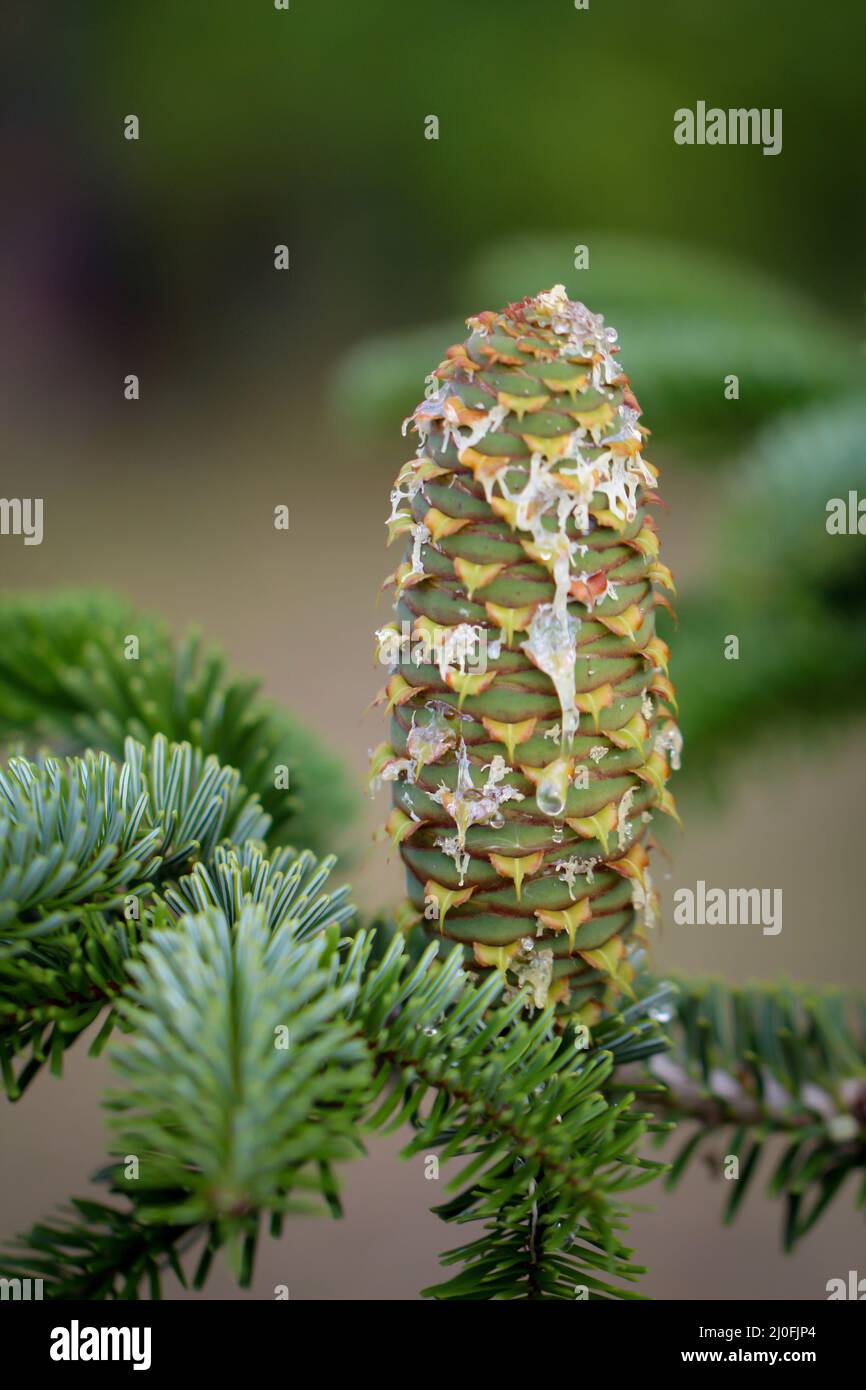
xmin=372 ymin=287 xmax=680 ymax=1025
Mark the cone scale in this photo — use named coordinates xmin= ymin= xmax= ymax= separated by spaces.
xmin=373 ymin=287 xmax=680 ymax=1025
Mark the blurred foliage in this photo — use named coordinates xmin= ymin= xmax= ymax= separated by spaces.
xmin=674 ymin=397 xmax=866 ymax=781
xmin=333 ymin=233 xmax=860 ymax=450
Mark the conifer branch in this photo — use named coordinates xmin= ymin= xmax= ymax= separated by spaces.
xmin=1 ymin=891 xmax=674 ymax=1298
xmin=3 ymin=574 xmax=865 ymax=1300
xmin=629 ymin=976 xmax=866 ymax=1248
xmin=342 ymin=934 xmax=673 ymax=1299
xmin=0 ymin=735 xmax=268 ymax=1096
xmin=106 ymin=905 xmax=370 ymax=1263
xmin=0 ymin=1197 xmax=194 ymax=1301
xmin=0 ymin=590 xmax=357 ymax=853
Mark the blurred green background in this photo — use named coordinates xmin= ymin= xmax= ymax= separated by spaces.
xmin=1 ymin=0 xmax=864 ymax=1300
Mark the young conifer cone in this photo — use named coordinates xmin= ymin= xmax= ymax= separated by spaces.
xmin=372 ymin=287 xmax=681 ymax=1025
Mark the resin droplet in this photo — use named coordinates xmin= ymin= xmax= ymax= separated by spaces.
xmin=513 ymin=940 xmax=554 ymax=1011
xmin=523 ymin=605 xmax=581 ymax=743
xmin=536 ymin=758 xmax=572 ymax=819
xmin=406 ymin=710 xmax=456 ymax=775
xmin=649 ymin=1004 xmax=673 ymax=1024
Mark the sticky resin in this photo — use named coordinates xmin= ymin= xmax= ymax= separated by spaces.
xmin=405 ymin=709 xmax=457 ymax=777
xmin=432 ymin=743 xmax=523 ymax=870
xmin=511 ymin=937 xmax=554 ymax=1011
xmin=523 ymin=606 xmax=581 ymax=749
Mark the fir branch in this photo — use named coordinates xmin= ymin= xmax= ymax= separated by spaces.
xmin=105 ymin=904 xmax=370 ymax=1266
xmin=0 ymin=735 xmax=268 ymax=1096
xmin=0 ymin=590 xmax=357 ymax=854
xmin=0 ymin=1197 xmax=194 ymax=1301
xmin=1 ymin=765 xmax=677 ymax=1301
xmin=342 ymin=933 xmax=672 ymax=1299
xmin=161 ymin=841 xmax=355 ymax=940
xmin=0 ymin=733 xmax=267 ymax=946
xmin=0 ymin=748 xmax=161 ymax=946
xmin=0 ymin=908 xmax=148 ymax=1100
xmin=426 ymin=1186 xmax=649 ymax=1301
xmin=632 ymin=976 xmax=866 ymax=1248
xmin=3 ymin=911 xmax=673 ymax=1299
xmin=0 ymin=844 xmax=365 ymax=1298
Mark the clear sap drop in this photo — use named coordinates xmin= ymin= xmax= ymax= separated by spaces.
xmin=649 ymin=1005 xmax=673 ymax=1024
xmin=536 ymin=759 xmax=571 ymax=819
xmin=523 ymin=605 xmax=580 ymax=743
xmin=538 ymin=783 xmax=566 ymax=817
